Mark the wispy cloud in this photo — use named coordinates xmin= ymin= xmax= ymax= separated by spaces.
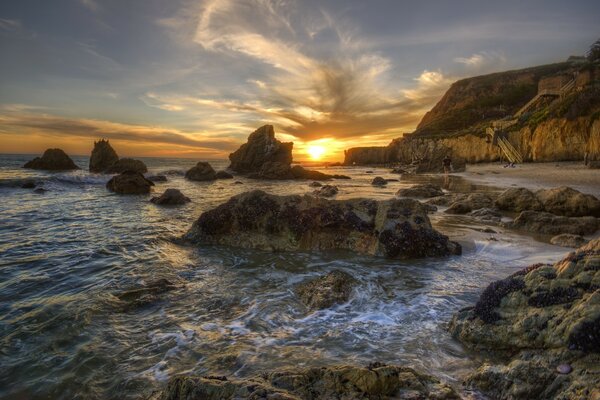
xmin=0 ymin=18 xmax=22 ymax=32
xmin=454 ymin=51 xmax=506 ymax=70
xmin=80 ymin=0 xmax=100 ymax=13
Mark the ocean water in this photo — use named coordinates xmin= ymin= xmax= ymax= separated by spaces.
xmin=0 ymin=154 xmax=568 ymax=399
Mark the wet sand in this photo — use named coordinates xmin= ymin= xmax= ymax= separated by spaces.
xmin=457 ymin=161 xmax=600 ymax=197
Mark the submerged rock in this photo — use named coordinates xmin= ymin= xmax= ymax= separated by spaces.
xmin=495 ymin=187 xmax=544 ymax=212
xmin=535 ymin=186 xmax=600 ymax=217
xmin=397 ymin=184 xmax=443 ymax=199
xmin=185 ymin=162 xmax=217 ymax=181
xmin=89 ymin=139 xmax=119 ymax=173
xmin=105 ymin=158 xmax=148 ymax=174
xmin=505 ymin=211 xmax=599 ymax=236
xmin=469 ymin=207 xmax=502 ymax=223
xmin=313 ymin=185 xmax=338 ymax=197
xmin=290 ymin=165 xmax=350 ymax=181
xmin=296 ymin=271 xmax=356 ymax=310
xmin=106 ymin=170 xmax=154 ymax=194
xmin=229 ymin=125 xmax=293 ymax=174
xmin=308 ymin=181 xmax=322 ymax=187
xmin=148 ymin=364 xmax=460 ymax=400
xmin=115 ymin=278 xmax=177 ymax=311
xmin=215 ymin=170 xmax=234 ymax=179
xmin=184 ymin=190 xmax=461 ymax=258
xmin=449 ymin=239 xmax=600 ymax=399
xmin=445 ymin=193 xmax=495 ymax=215
xmin=150 ymin=189 xmax=191 ymax=205
xmin=550 ymin=234 xmax=589 ymax=248
xmin=23 ymin=148 xmax=79 ymax=171
xmin=20 ymin=180 xmax=36 ymax=189
xmin=147 ymin=175 xmax=167 ymax=183
xmin=371 ymin=176 xmax=387 ymax=186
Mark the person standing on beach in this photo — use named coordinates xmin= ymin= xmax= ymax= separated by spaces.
xmin=442 ymin=155 xmax=452 ymax=174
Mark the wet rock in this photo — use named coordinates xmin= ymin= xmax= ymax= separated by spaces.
xmin=296 ymin=270 xmax=356 ymax=310
xmin=308 ymin=181 xmax=322 ymax=187
xmin=33 ymin=188 xmax=47 ymax=194
xmin=450 ymin=239 xmax=600 ymax=399
xmin=185 ymin=162 xmax=217 ymax=181
xmin=115 ymin=278 xmax=177 ymax=311
xmin=391 ymin=167 xmax=408 ymax=174
xmin=535 ymin=186 xmax=600 ymax=217
xmin=371 ymin=176 xmax=387 ymax=186
xmin=148 ymin=364 xmax=460 ymax=400
xmin=470 ymin=208 xmax=502 ymax=223
xmin=20 ymin=180 xmax=36 ymax=189
xmin=425 ymin=193 xmax=467 ymax=206
xmin=505 ymin=211 xmax=599 ymax=236
xmin=251 ymin=161 xmax=294 ymax=179
xmin=229 ymin=125 xmax=293 ymax=173
xmin=215 ymin=170 xmax=234 ymax=179
xmin=550 ymin=234 xmax=589 ymax=248
xmin=147 ymin=175 xmax=167 ymax=182
xmin=397 ymin=184 xmax=443 ymax=199
xmin=106 ymin=170 xmax=154 ymax=194
xmin=89 ymin=139 xmax=119 ymax=173
xmin=556 ymin=363 xmax=572 ymax=374
xmin=313 ymin=185 xmax=338 ymax=197
xmin=233 ymin=181 xmax=244 ymax=185
xmin=151 ymin=189 xmax=191 ymax=205
xmin=495 ymin=187 xmax=544 ymax=212
xmin=184 ymin=190 xmax=461 ymax=259
xmin=23 ymin=148 xmax=79 ymax=170
xmin=105 ymin=158 xmax=148 ymax=174
xmin=445 ymin=193 xmax=495 ymax=214
xmin=290 ymin=165 xmax=350 ymax=181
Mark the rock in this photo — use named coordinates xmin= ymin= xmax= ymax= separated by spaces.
xmin=33 ymin=188 xmax=47 ymax=194
xmin=426 ymin=193 xmax=467 ymax=206
xmin=21 ymin=180 xmax=36 ymax=189
xmin=495 ymin=187 xmax=544 ymax=212
xmin=371 ymin=176 xmax=387 ymax=186
xmin=550 ymin=234 xmax=589 ymax=248
xmin=296 ymin=271 xmax=356 ymax=310
xmin=105 ymin=158 xmax=148 ymax=174
xmin=313 ymin=185 xmax=338 ymax=197
xmin=470 ymin=207 xmax=502 ymax=223
xmin=150 ymin=189 xmax=191 ymax=205
xmin=308 ymin=181 xmax=322 ymax=187
xmin=184 ymin=190 xmax=461 ymax=258
xmin=449 ymin=239 xmax=600 ymax=399
xmin=250 ymin=161 xmax=294 ymax=179
xmin=106 ymin=170 xmax=154 ymax=194
xmin=147 ymin=175 xmax=167 ymax=183
xmin=229 ymin=125 xmax=293 ymax=173
xmin=556 ymin=363 xmax=572 ymax=374
xmin=505 ymin=211 xmax=599 ymax=236
xmin=148 ymin=364 xmax=460 ymax=400
xmin=535 ymin=186 xmax=600 ymax=217
xmin=23 ymin=148 xmax=79 ymax=170
xmin=215 ymin=170 xmax=234 ymax=179
xmin=391 ymin=167 xmax=408 ymax=174
xmin=115 ymin=278 xmax=177 ymax=311
xmin=445 ymin=193 xmax=495 ymax=214
xmin=234 ymin=181 xmax=244 ymax=185
xmin=397 ymin=184 xmax=444 ymax=199
xmin=185 ymin=162 xmax=217 ymax=181
xmin=89 ymin=139 xmax=119 ymax=173
xmin=290 ymin=165 xmax=350 ymax=181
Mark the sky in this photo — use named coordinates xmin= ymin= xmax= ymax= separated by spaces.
xmin=0 ymin=0 xmax=598 ymax=161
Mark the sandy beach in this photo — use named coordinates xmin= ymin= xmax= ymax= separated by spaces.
xmin=458 ymin=161 xmax=600 ymax=197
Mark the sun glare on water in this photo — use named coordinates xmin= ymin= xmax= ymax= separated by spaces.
xmin=307 ymin=145 xmax=326 ymax=160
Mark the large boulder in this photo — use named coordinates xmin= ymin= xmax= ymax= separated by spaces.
xmin=23 ymin=149 xmax=78 ymax=170
xmin=184 ymin=190 xmax=461 ymax=258
xmin=105 ymin=158 xmax=148 ymax=174
xmin=449 ymin=239 xmax=600 ymax=399
xmin=150 ymin=189 xmax=190 ymax=205
xmin=296 ymin=270 xmax=357 ymax=310
xmin=148 ymin=364 xmax=460 ymax=400
xmin=313 ymin=185 xmax=338 ymax=197
xmin=445 ymin=193 xmax=495 ymax=214
xmin=89 ymin=139 xmax=119 ymax=173
xmin=185 ymin=162 xmax=217 ymax=181
xmin=371 ymin=176 xmax=387 ymax=186
xmin=505 ymin=211 xmax=599 ymax=236
xmin=535 ymin=187 xmax=600 ymax=217
xmin=215 ymin=170 xmax=234 ymax=179
xmin=495 ymin=188 xmax=544 ymax=212
xmin=397 ymin=184 xmax=444 ymax=199
xmin=249 ymin=161 xmax=294 ymax=179
xmin=550 ymin=234 xmax=589 ymax=248
xmin=229 ymin=125 xmax=293 ymax=173
xmin=290 ymin=165 xmax=350 ymax=181
xmin=106 ymin=170 xmax=154 ymax=194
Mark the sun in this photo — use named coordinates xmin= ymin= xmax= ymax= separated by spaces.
xmin=307 ymin=145 xmax=326 ymax=160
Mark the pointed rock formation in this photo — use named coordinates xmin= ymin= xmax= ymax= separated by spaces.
xmin=89 ymin=139 xmax=119 ymax=173
xmin=229 ymin=125 xmax=293 ymax=174
xmin=23 ymin=149 xmax=79 ymax=170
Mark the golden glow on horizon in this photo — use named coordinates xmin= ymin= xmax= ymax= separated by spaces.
xmin=307 ymin=145 xmax=326 ymax=160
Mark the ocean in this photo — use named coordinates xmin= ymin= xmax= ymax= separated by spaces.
xmin=0 ymin=154 xmax=566 ymax=399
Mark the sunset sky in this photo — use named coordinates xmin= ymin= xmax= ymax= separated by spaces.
xmin=0 ymin=0 xmax=598 ymax=160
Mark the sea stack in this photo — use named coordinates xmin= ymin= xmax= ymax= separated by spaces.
xmin=23 ymin=148 xmax=79 ymax=170
xmin=89 ymin=139 xmax=119 ymax=173
xmin=228 ymin=125 xmax=293 ymax=174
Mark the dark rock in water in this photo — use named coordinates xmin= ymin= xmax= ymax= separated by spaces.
xmin=495 ymin=187 xmax=544 ymax=212
xmin=296 ymin=270 xmax=356 ymax=310
xmin=251 ymin=161 xmax=294 ymax=179
xmin=148 ymin=364 xmax=460 ymax=400
xmin=505 ymin=211 xmax=599 ymax=236
xmin=445 ymin=193 xmax=495 ymax=215
xmin=115 ymin=278 xmax=177 ymax=311
xmin=106 ymin=170 xmax=154 ymax=194
xmin=33 ymin=188 xmax=47 ymax=194
xmin=89 ymin=139 xmax=119 ymax=173
xmin=233 ymin=181 xmax=244 ymax=185
xmin=185 ymin=162 xmax=217 ymax=181
xmin=385 ymin=178 xmax=399 ymax=182
xmin=21 ymin=180 xmax=36 ymax=189
xmin=371 ymin=176 xmax=387 ymax=186
xmin=184 ymin=190 xmax=461 ymax=259
xmin=215 ymin=170 xmax=233 ymax=179
xmin=309 ymin=181 xmax=322 ymax=187
xmin=147 ymin=175 xmax=167 ymax=182
xmin=313 ymin=185 xmax=338 ymax=197
xmin=470 ymin=208 xmax=502 ymax=223
xmin=550 ymin=234 xmax=588 ymax=248
xmin=449 ymin=239 xmax=600 ymax=399
xmin=365 ymin=170 xmax=374 ymax=173
xmin=23 ymin=148 xmax=79 ymax=170
xmin=151 ymin=189 xmax=191 ymax=205
xmin=229 ymin=125 xmax=293 ymax=173
xmin=391 ymin=167 xmax=408 ymax=174
xmin=397 ymin=184 xmax=443 ymax=198
xmin=290 ymin=165 xmax=349 ymax=181
xmin=535 ymin=186 xmax=600 ymax=217
xmin=105 ymin=158 xmax=148 ymax=174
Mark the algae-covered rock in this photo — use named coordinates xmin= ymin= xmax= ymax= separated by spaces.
xmin=89 ymin=139 xmax=119 ymax=172
xmin=105 ymin=158 xmax=148 ymax=174
xmin=505 ymin=211 xmax=599 ymax=236
xmin=23 ymin=148 xmax=79 ymax=170
xmin=185 ymin=162 xmax=217 ymax=181
xmin=296 ymin=271 xmax=356 ymax=310
xmin=106 ymin=170 xmax=154 ymax=194
xmin=495 ymin=187 xmax=544 ymax=212
xmin=184 ymin=190 xmax=461 ymax=259
xmin=397 ymin=184 xmax=444 ymax=199
xmin=150 ymin=189 xmax=191 ymax=205
xmin=535 ymin=186 xmax=600 ymax=217
xmin=550 ymin=234 xmax=589 ymax=248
